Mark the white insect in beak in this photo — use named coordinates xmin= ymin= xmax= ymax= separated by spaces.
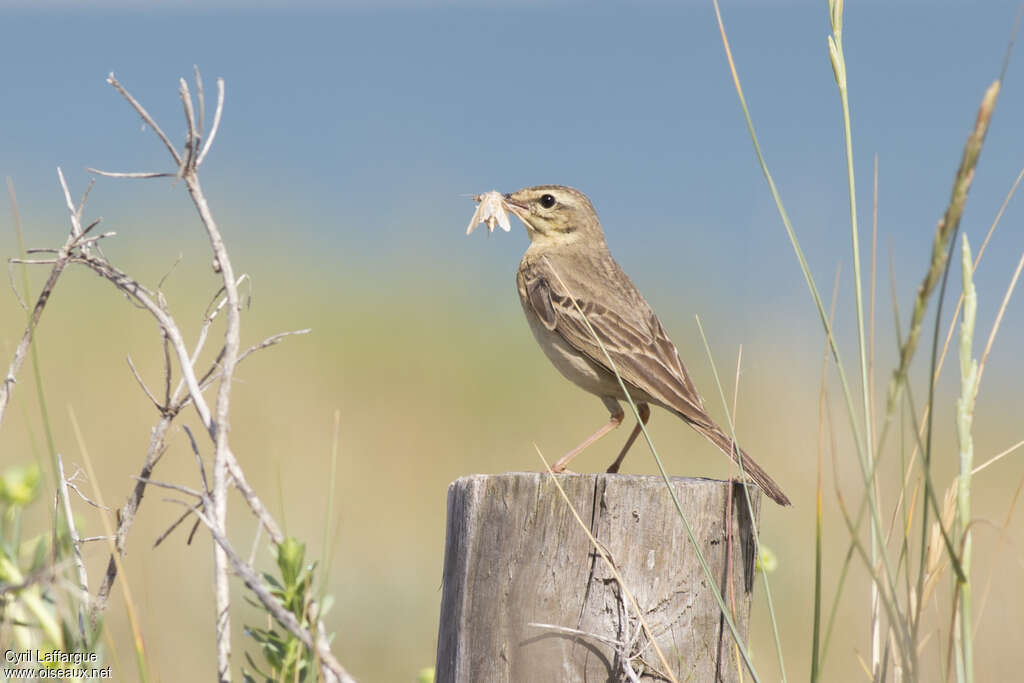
xmin=466 ymin=190 xmax=512 ymax=235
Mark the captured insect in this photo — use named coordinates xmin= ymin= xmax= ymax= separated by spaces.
xmin=465 ymin=191 xmax=512 ymax=235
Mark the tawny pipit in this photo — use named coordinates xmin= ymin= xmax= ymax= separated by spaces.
xmin=499 ymin=185 xmax=791 ymax=506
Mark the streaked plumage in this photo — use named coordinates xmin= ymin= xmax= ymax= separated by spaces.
xmin=501 ymin=185 xmax=790 ymax=506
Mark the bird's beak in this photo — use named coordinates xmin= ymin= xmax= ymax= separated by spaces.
xmin=502 ymin=194 xmax=530 ymax=219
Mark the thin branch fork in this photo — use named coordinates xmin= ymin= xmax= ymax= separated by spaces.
xmin=0 ymin=170 xmax=97 ymax=430
xmin=159 ymin=497 xmax=355 ymax=683
xmin=94 ymin=317 xmax=305 ymax=613
xmin=3 ymin=69 xmax=332 ymax=680
xmin=70 ymin=246 xmax=293 ymax=543
xmin=70 ymin=252 xmax=215 ymax=429
xmin=160 ymin=72 xmax=238 ymax=682
xmin=89 ymin=278 xmax=302 ymax=613
xmin=202 ymin=511 xmax=355 ymax=683
xmin=89 ymin=69 xmax=294 ymax=680
xmin=56 ymin=453 xmax=90 ymax=644
xmin=89 ymin=72 xmax=223 ymax=179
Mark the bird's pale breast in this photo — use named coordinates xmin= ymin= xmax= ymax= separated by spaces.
xmin=518 ymin=292 xmax=625 ymax=399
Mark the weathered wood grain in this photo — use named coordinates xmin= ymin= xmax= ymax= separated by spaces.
xmin=435 ymin=473 xmax=761 ymax=682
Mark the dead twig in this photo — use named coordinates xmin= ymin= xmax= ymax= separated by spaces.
xmin=105 ymin=73 xmax=181 ymax=166
xmin=1 ymin=175 xmax=81 ymax=429
xmin=56 ymin=453 xmax=90 ymax=644
xmin=6 ymin=69 xmax=334 ymax=680
xmin=183 ymin=500 xmax=357 ymax=683
xmin=126 ymin=354 xmax=163 ymax=413
xmin=88 ymin=69 xmax=301 ymax=680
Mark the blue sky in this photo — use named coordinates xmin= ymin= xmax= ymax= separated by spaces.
xmin=3 ymin=4 xmax=1024 ymax=679
xmin=2 ymin=2 xmax=1023 ymax=359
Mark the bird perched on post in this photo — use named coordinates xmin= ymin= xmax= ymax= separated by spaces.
xmin=498 ymin=184 xmax=791 ymax=506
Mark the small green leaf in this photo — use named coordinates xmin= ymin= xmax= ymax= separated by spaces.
xmin=317 ymin=594 xmax=334 ymax=619
xmin=0 ymin=464 xmax=41 ymax=508
xmin=755 ymin=546 xmax=778 ymax=574
xmin=276 ymin=537 xmax=305 ymax=587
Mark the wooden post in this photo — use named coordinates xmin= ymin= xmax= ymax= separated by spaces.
xmin=435 ymin=473 xmax=761 ymax=682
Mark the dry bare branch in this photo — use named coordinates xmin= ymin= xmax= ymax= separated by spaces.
xmin=93 ymin=416 xmax=171 ymax=615
xmin=238 ymin=329 xmax=312 ymax=363
xmin=70 ymin=252 xmax=215 ymax=430
xmin=77 ymin=231 xmax=116 ymax=248
xmin=64 ymin=475 xmax=109 ymax=511
xmin=186 ymin=502 xmax=357 ymax=683
xmin=182 ymin=425 xmax=210 ymax=495
xmin=179 ymin=78 xmax=198 ymax=172
xmin=86 ymin=169 xmax=175 ymax=179
xmin=126 ymin=354 xmax=163 ymax=412
xmin=57 ymin=168 xmax=84 ymax=239
xmin=56 ymin=453 xmax=90 ymax=643
xmin=153 ymin=502 xmax=204 ymax=548
xmin=106 ymin=73 xmax=181 ymax=166
xmin=95 ymin=71 xmax=265 ymax=682
xmin=194 ymin=66 xmax=206 ymax=152
xmin=179 ymin=84 xmax=240 ymax=683
xmin=8 ymin=258 xmax=59 ymax=265
xmin=75 ymin=179 xmax=95 ymax=222
xmin=6 ymin=261 xmax=29 ymax=311
xmin=4 ymin=69 xmax=342 ymax=681
xmin=196 ymin=78 xmax=225 ymax=167
xmin=0 ymin=174 xmax=82 ymax=429
xmin=225 ymin=458 xmax=283 ymax=544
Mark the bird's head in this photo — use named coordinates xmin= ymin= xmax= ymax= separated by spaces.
xmin=503 ymin=185 xmax=603 ymax=247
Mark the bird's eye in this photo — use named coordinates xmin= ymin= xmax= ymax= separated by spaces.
xmin=539 ymin=194 xmax=556 ymax=209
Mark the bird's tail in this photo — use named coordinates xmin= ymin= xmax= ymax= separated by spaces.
xmin=689 ymin=420 xmax=792 ymax=506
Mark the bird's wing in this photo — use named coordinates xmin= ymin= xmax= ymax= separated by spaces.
xmin=521 ymin=254 xmax=711 ymax=427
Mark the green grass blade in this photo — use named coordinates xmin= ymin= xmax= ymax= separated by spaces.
xmin=7 ymin=179 xmax=60 ymax=497
xmin=827 ymin=3 xmax=883 ymax=672
xmin=695 ymin=316 xmax=787 ymax=682
xmin=711 ymin=0 xmax=907 ymax=640
xmin=542 ymin=258 xmax=762 ymax=683
xmin=811 ymin=266 xmax=841 ymax=682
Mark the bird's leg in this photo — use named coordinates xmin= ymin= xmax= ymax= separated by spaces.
xmin=551 ymin=403 xmax=625 ymax=473
xmin=606 ymin=402 xmax=651 ymax=473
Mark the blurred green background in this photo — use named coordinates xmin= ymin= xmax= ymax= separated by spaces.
xmin=3 ymin=2 xmax=1024 ymax=681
